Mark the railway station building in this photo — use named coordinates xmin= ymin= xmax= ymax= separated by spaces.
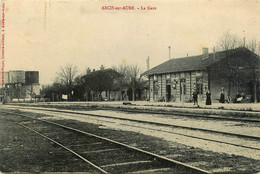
xmin=142 ymin=47 xmax=260 ymax=103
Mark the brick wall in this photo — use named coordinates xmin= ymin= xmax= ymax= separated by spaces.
xmin=162 ymin=74 xmax=166 ymax=99
xmin=158 ymin=75 xmax=162 ymax=98
xmin=149 ymin=75 xmax=153 ymax=101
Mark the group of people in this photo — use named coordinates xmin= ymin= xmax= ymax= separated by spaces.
xmin=192 ymin=89 xmax=212 ymax=106
xmin=234 ymin=92 xmax=245 ymax=103
xmin=193 ymin=89 xmax=245 ymax=105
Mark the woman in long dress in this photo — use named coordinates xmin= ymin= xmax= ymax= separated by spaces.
xmin=206 ymin=89 xmax=211 ymax=105
xmin=219 ymin=90 xmax=225 ymax=103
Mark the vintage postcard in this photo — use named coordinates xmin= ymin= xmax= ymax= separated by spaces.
xmin=0 ymin=0 xmax=260 ymax=173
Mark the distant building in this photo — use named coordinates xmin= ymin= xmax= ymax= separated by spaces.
xmin=142 ymin=47 xmax=260 ymax=103
xmin=25 ymin=71 xmax=39 ymax=85
xmin=4 ymin=70 xmax=25 ymax=84
xmin=0 ymin=70 xmax=40 ymax=102
xmin=4 ymin=70 xmax=39 ymax=85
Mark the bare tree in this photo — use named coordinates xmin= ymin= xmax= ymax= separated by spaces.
xmin=216 ymin=32 xmax=260 ymax=102
xmin=14 ymin=75 xmax=25 ymax=102
xmin=112 ymin=64 xmax=130 ymax=100
xmin=112 ymin=64 xmax=145 ymax=101
xmin=127 ymin=64 xmax=143 ymax=101
xmin=247 ymin=57 xmax=259 ymax=103
xmin=6 ymin=75 xmax=25 ymax=102
xmin=246 ymin=39 xmax=257 ymax=53
xmin=246 ymin=39 xmax=259 ymax=103
xmin=216 ymin=31 xmax=243 ymax=96
xmin=27 ymin=84 xmax=34 ymax=102
xmin=218 ymin=31 xmax=243 ymax=51
xmin=56 ymin=64 xmax=78 ymax=101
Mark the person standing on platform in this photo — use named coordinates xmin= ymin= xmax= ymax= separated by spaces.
xmin=192 ymin=90 xmax=198 ymax=105
xmin=206 ymin=89 xmax=212 ymax=105
xmin=227 ymin=93 xmax=231 ymax=103
xmin=219 ymin=89 xmax=225 ymax=103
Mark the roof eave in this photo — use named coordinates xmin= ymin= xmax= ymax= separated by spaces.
xmin=142 ymin=68 xmax=207 ymax=76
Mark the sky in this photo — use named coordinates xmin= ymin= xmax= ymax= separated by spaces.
xmin=1 ymin=0 xmax=260 ymax=84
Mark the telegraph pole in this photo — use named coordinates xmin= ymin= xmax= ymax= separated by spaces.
xmin=146 ymin=57 xmax=150 ymax=71
xmin=168 ymin=46 xmax=171 ymax=60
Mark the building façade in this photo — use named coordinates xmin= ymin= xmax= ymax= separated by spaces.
xmin=142 ymin=47 xmax=260 ymax=103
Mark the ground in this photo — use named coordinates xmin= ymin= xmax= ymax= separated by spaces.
xmin=0 ymin=101 xmax=260 ymax=173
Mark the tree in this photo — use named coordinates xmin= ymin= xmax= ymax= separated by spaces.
xmin=246 ymin=39 xmax=259 ymax=103
xmin=27 ymin=84 xmax=34 ymax=102
xmin=216 ymin=32 xmax=260 ymax=102
xmin=8 ymin=75 xmax=25 ymax=101
xmin=74 ymin=75 xmax=88 ymax=101
xmin=82 ymin=69 xmax=121 ymax=101
xmin=112 ymin=64 xmax=130 ymax=100
xmin=247 ymin=55 xmax=260 ymax=103
xmin=218 ymin=31 xmax=243 ymax=51
xmin=127 ymin=65 xmax=144 ymax=101
xmin=216 ymin=31 xmax=243 ymax=96
xmin=112 ymin=64 xmax=145 ymax=101
xmin=247 ymin=39 xmax=257 ymax=53
xmin=55 ymin=64 xmax=78 ymax=101
xmin=41 ymin=83 xmax=67 ymax=101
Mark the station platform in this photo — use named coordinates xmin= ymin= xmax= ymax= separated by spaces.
xmin=8 ymin=101 xmax=260 ymax=117
xmin=83 ymin=101 xmax=260 ymax=117
xmin=81 ymin=101 xmax=260 ymax=111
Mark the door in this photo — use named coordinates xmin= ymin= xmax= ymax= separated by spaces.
xmin=196 ymin=77 xmax=203 ymax=100
xmin=166 ymin=85 xmax=171 ymax=102
xmin=180 ymin=79 xmax=186 ymax=101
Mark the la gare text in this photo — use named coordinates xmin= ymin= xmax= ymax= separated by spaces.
xmin=101 ymin=6 xmax=157 ymax=10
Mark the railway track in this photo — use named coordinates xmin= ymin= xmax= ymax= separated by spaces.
xmin=112 ymin=108 xmax=260 ymax=122
xmin=3 ymin=111 xmax=210 ymax=174
xmin=4 ymin=105 xmax=260 ymax=141
xmin=7 ymin=103 xmax=260 ymax=122
xmin=2 ymin=106 xmax=260 ymax=152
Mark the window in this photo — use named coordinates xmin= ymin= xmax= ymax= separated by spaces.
xmin=180 ymin=73 xmax=186 ymax=78
xmin=196 ymin=77 xmax=203 ymax=94
xmin=172 ymin=79 xmax=177 ymax=89
xmin=153 ymin=82 xmax=158 ymax=95
xmin=180 ymin=79 xmax=186 ymax=95
xmin=154 ymin=75 xmax=157 ymax=81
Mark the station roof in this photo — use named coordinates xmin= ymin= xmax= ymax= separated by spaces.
xmin=141 ymin=47 xmax=258 ymax=76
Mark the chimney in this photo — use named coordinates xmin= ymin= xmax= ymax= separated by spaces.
xmin=146 ymin=57 xmax=150 ymax=70
xmin=202 ymin=47 xmax=208 ymax=59
xmin=86 ymin=67 xmax=91 ymax=75
xmin=100 ymin=65 xmax=104 ymax=71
